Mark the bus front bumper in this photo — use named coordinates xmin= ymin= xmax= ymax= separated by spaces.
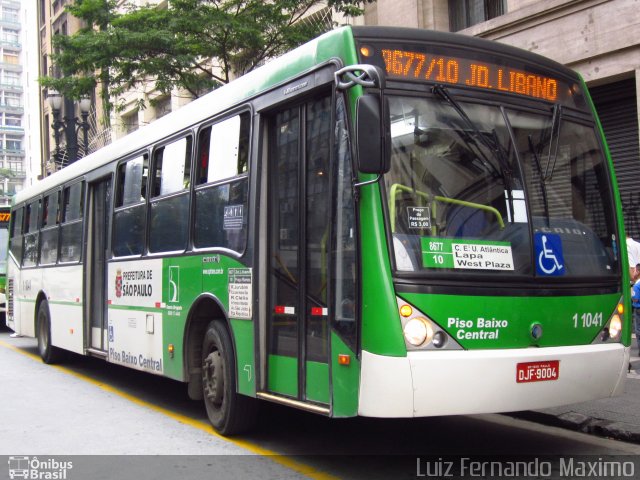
xmin=358 ymin=343 xmax=629 ymax=418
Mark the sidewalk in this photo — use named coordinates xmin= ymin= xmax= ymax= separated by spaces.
xmin=512 ymin=341 xmax=640 ymax=444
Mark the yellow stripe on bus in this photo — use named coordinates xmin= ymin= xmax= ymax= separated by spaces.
xmin=0 ymin=339 xmax=336 ymax=480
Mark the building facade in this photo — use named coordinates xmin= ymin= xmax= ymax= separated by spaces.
xmin=38 ymin=0 xmax=100 ymax=177
xmin=0 ymin=0 xmax=25 ymax=206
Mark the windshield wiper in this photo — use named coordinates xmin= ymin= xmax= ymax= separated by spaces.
xmin=528 ymin=134 xmax=550 ymax=224
xmin=432 ymin=84 xmax=514 ymax=212
xmin=543 ymin=104 xmax=562 ymax=181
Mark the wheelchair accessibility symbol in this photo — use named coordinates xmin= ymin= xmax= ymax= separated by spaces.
xmin=535 ymin=233 xmax=565 ymax=276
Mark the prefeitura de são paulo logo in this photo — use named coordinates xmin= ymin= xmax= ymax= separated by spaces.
xmin=115 ymin=268 xmax=123 ymax=298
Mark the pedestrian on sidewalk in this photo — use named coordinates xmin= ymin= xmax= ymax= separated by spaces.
xmin=631 ymin=264 xmax=640 ymax=351
xmin=627 ymin=235 xmax=640 ymax=280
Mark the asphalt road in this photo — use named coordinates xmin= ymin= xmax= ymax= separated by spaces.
xmin=1 ymin=328 xmax=639 ymax=480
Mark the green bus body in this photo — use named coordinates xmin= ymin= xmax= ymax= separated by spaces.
xmin=6 ymin=26 xmax=629 ymax=433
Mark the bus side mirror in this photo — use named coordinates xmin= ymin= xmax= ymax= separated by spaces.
xmin=356 ymin=94 xmax=390 ymax=175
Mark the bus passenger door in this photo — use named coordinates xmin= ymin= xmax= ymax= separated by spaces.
xmin=265 ymin=94 xmax=333 ymax=409
xmin=86 ymin=177 xmax=111 ymax=353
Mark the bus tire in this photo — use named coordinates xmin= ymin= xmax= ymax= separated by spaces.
xmin=201 ymin=320 xmax=258 ymax=435
xmin=36 ymin=301 xmax=64 ymax=364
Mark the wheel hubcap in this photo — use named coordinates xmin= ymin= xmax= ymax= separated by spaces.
xmin=203 ymin=350 xmax=224 ymax=405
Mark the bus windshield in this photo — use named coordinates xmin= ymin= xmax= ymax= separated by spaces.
xmin=385 ymin=94 xmax=619 ymax=278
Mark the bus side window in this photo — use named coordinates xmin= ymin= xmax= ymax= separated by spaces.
xmin=194 ymin=112 xmax=250 ymax=253
xmin=9 ymin=206 xmax=23 ymax=264
xmin=113 ymin=155 xmax=148 ymax=257
xmin=149 ymin=136 xmax=191 ymax=253
xmin=22 ymin=199 xmax=40 ymax=267
xmin=60 ymin=182 xmax=84 ymax=263
xmin=40 ymin=191 xmax=60 ymax=265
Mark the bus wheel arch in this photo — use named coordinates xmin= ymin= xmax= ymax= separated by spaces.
xmin=183 ymin=294 xmax=233 ymax=401
xmin=183 ymin=294 xmax=258 ymax=434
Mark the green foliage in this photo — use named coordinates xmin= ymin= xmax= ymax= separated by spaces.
xmin=39 ymin=0 xmax=374 ymax=113
xmin=0 ymin=168 xmax=15 ymax=179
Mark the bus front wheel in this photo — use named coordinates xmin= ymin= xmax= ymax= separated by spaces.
xmin=201 ymin=320 xmax=258 ymax=435
xmin=36 ymin=301 xmax=64 ymax=364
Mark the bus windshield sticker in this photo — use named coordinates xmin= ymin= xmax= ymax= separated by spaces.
xmin=224 ymin=205 xmax=244 ymax=230
xmin=421 ymin=237 xmax=514 ymax=271
xmin=407 ymin=206 xmax=431 ymax=229
xmin=229 ymin=268 xmax=252 ymax=319
xmin=534 ymin=232 xmax=565 ymax=276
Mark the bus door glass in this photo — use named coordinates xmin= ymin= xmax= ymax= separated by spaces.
xmin=87 ymin=177 xmax=111 ymax=351
xmin=267 ymin=93 xmax=333 ymax=405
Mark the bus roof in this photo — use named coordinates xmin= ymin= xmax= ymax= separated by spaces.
xmin=351 ymin=26 xmax=580 ymax=81
xmin=15 ymin=26 xmax=359 ymax=204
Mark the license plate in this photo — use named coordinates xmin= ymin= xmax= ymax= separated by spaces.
xmin=516 ymin=360 xmax=559 ymax=383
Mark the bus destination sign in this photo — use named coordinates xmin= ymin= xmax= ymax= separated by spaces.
xmin=381 ymin=48 xmax=559 ymax=102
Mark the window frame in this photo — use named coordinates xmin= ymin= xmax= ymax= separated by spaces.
xmin=58 ymin=180 xmax=85 ymax=265
xmin=39 ymin=188 xmax=62 ymax=266
xmin=9 ymin=204 xmax=23 ymax=264
xmin=150 ymin=133 xmax=193 ymax=201
xmin=147 ymin=132 xmax=194 ymax=255
xmin=112 ymin=152 xmax=150 ymax=258
xmin=192 ymin=109 xmax=252 ymax=256
xmin=22 ymin=198 xmax=41 ymax=268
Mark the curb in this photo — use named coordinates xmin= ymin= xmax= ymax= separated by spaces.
xmin=508 ymin=410 xmax=640 ymax=444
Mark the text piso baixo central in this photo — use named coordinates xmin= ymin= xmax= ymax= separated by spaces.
xmin=448 ymin=317 xmax=508 ymax=340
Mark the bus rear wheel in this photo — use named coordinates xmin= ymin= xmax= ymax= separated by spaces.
xmin=36 ymin=301 xmax=64 ymax=364
xmin=201 ymin=320 xmax=258 ymax=435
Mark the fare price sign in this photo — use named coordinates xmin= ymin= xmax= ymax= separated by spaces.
xmin=381 ymin=48 xmax=559 ymax=102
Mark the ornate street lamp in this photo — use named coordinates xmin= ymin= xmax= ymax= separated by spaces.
xmin=47 ymin=89 xmax=91 ymax=167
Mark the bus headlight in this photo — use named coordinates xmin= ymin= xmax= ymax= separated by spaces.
xmin=396 ymin=297 xmax=463 ymax=350
xmin=592 ymin=298 xmax=624 ymax=344
xmin=608 ymin=314 xmax=622 ymax=341
xmin=403 ymin=317 xmax=433 ymax=346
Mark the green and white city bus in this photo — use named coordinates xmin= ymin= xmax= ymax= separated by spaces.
xmin=6 ymin=26 xmax=629 ymax=434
